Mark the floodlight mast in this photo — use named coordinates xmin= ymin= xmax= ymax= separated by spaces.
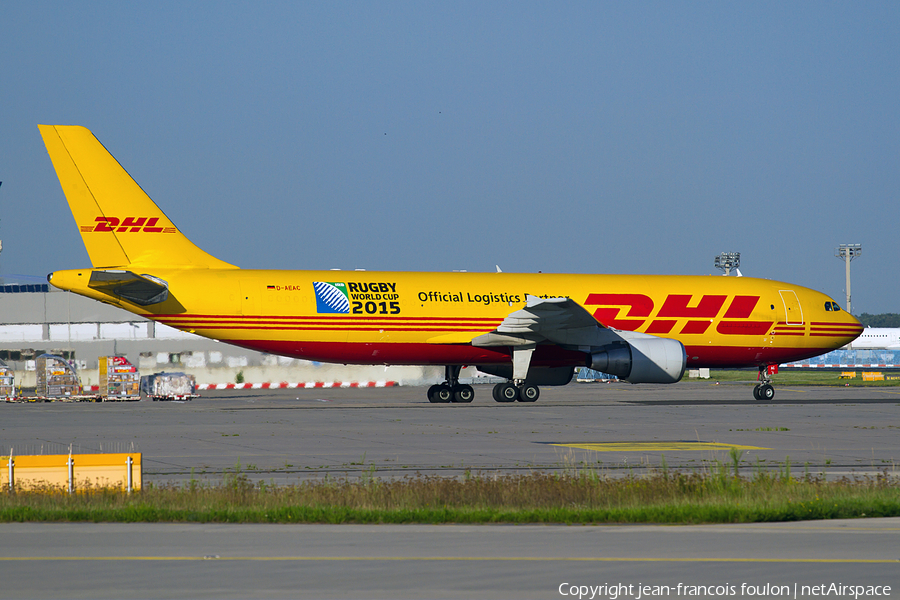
xmin=835 ymin=244 xmax=861 ymax=314
xmin=714 ymin=252 xmax=740 ymax=276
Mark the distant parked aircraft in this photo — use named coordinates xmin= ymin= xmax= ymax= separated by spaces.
xmin=849 ymin=328 xmax=900 ymax=350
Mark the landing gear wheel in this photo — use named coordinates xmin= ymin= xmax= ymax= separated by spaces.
xmin=493 ymin=382 xmax=518 ymax=402
xmin=517 ymin=384 xmax=540 ymax=402
xmin=752 ymin=384 xmax=762 ymax=400
xmin=452 ymin=384 xmax=475 ymax=403
xmin=759 ymin=384 xmax=775 ymax=400
xmin=427 ymin=384 xmax=441 ymax=403
xmin=428 ymin=384 xmax=453 ymax=403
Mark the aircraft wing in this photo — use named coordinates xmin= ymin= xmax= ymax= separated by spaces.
xmin=472 ymin=295 xmax=620 ymax=349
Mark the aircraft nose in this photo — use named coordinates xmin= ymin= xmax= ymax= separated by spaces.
xmin=839 ymin=306 xmax=864 ymax=343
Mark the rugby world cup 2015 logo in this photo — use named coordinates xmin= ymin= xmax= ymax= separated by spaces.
xmin=313 ymin=282 xmax=349 ymax=314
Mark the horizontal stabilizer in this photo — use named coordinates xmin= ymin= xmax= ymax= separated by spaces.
xmin=88 ymin=270 xmax=169 ymax=306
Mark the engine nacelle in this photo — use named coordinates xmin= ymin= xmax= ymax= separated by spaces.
xmin=590 ymin=337 xmax=686 ymax=384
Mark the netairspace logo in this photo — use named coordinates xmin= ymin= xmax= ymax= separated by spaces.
xmin=313 ymin=282 xmax=350 ymax=314
xmin=557 ymin=582 xmax=892 ymax=600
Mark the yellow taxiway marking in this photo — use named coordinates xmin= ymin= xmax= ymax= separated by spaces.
xmin=553 ymin=442 xmax=769 ymax=452
xmin=0 ymin=556 xmax=895 ymax=563
xmin=714 ymin=526 xmax=900 ymax=532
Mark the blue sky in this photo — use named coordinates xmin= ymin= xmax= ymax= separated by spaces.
xmin=2 ymin=2 xmax=897 ymax=313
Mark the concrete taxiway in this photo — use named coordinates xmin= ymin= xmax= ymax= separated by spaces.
xmin=2 ymin=381 xmax=897 ymax=482
xmin=1 ymin=520 xmax=898 ymax=599
xmin=2 ymin=382 xmax=898 ymax=599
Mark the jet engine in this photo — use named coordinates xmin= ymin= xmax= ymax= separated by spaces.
xmin=590 ymin=336 xmax=686 ymax=384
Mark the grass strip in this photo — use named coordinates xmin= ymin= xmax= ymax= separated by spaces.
xmin=2 ymin=469 xmax=898 ymax=524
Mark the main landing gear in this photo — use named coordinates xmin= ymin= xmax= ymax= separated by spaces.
xmin=489 ymin=344 xmax=540 ymax=402
xmin=427 ymin=366 xmax=475 ymax=403
xmin=425 ymin=365 xmax=542 ymax=403
xmin=491 ymin=381 xmax=540 ymax=403
xmin=753 ymin=365 xmax=776 ymax=400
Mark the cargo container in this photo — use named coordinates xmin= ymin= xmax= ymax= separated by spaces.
xmin=140 ymin=372 xmax=198 ymax=401
xmin=35 ymin=354 xmax=82 ymax=399
xmin=99 ymin=356 xmax=140 ymax=401
xmin=0 ymin=360 xmax=15 ymax=400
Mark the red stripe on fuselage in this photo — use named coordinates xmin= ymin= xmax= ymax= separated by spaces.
xmin=222 ymin=339 xmax=842 ymax=370
xmin=146 ymin=314 xmax=503 ymax=323
xmin=716 ymin=321 xmax=773 ymax=335
xmin=227 ymin=340 xmax=585 ymax=367
xmin=159 ymin=325 xmax=494 ymax=333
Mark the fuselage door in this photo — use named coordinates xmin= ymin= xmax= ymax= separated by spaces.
xmin=779 ymin=290 xmax=804 ymax=325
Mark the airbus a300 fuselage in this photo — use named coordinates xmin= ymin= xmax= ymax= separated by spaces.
xmin=39 ymin=125 xmax=863 ymax=403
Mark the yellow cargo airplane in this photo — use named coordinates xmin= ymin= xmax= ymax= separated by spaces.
xmin=39 ymin=125 xmax=863 ymax=403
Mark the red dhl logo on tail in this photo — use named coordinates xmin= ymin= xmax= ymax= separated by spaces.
xmin=80 ymin=217 xmax=177 ymax=233
xmin=586 ymin=293 xmax=774 ymax=336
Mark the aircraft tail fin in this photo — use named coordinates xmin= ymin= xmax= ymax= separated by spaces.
xmin=39 ymin=125 xmax=236 ymax=270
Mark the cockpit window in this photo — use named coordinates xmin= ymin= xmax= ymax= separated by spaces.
xmin=824 ymin=302 xmax=832 ymax=311
xmin=832 ymin=302 xmax=841 ymax=312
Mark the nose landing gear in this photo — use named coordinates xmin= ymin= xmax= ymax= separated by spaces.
xmin=753 ymin=382 xmax=775 ymax=400
xmin=753 ymin=365 xmax=776 ymax=400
